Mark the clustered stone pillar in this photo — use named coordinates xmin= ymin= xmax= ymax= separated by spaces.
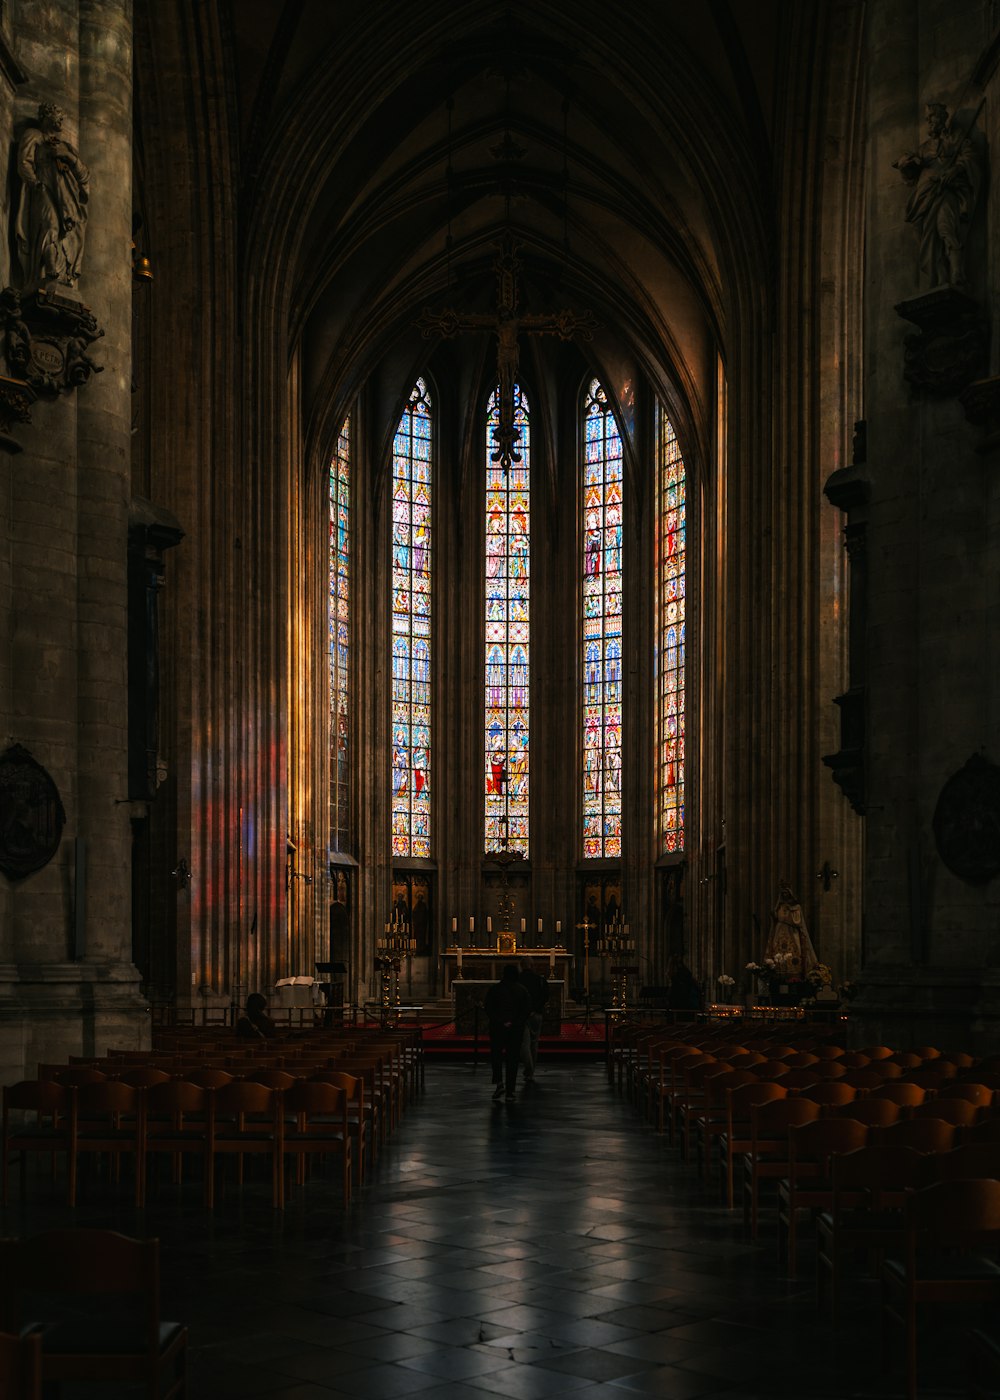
xmin=0 ymin=0 xmax=145 ymax=1084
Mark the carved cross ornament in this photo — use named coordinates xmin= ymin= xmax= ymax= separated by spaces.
xmin=417 ymin=234 xmax=597 ymax=470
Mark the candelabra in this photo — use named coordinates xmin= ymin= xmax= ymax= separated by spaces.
xmin=596 ymin=916 xmax=635 ymax=1009
xmin=376 ymin=916 xmax=416 ymax=1024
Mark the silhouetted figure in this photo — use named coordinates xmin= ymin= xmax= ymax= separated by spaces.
xmin=236 ymin=992 xmax=277 ymax=1039
xmin=518 ymin=956 xmax=549 ymax=1084
xmin=485 ymin=964 xmax=530 ymax=1100
xmin=666 ymin=956 xmax=701 ymax=1011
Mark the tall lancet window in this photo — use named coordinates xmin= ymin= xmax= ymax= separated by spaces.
xmin=582 ymin=379 xmax=623 ymax=858
xmin=657 ymin=407 xmax=686 ymax=853
xmin=391 ymin=378 xmax=433 ymax=858
xmin=330 ymin=416 xmax=351 ymax=851
xmin=485 ymin=384 xmax=531 ymax=855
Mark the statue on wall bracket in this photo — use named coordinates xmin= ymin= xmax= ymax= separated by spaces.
xmin=893 ymin=102 xmax=988 ymax=397
xmin=0 ymin=743 xmax=66 ymax=880
xmin=932 ymin=753 xmax=1000 ymax=885
xmin=0 ymin=102 xmax=104 ymax=450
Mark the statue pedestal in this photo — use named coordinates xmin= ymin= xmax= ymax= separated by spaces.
xmin=894 ymin=287 xmax=987 ymax=396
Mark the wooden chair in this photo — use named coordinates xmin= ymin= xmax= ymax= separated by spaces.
xmin=677 ymin=1059 xmax=731 ymax=1159
xmin=143 ymin=1080 xmax=211 ymax=1203
xmin=0 ymin=1330 xmax=41 ymax=1400
xmin=840 ymin=1051 xmax=873 ymax=1069
xmin=718 ymin=1081 xmax=789 ymax=1208
xmin=2 ymin=1080 xmax=71 ymax=1206
xmin=0 ymin=1230 xmax=186 ymax=1399
xmin=937 ymin=1051 xmax=976 ymax=1071
xmin=115 ymin=1067 xmax=172 ymax=1089
xmin=926 ymin=1141 xmax=1000 ymax=1183
xmin=816 ymin=1145 xmax=927 ymax=1319
xmin=840 ymin=1069 xmax=887 ymax=1094
xmin=69 ymin=1082 xmax=144 ymax=1207
xmin=742 ymin=1097 xmax=821 ymax=1238
xmin=776 ymin=1116 xmax=868 ymax=1275
xmin=281 ymin=1081 xmax=352 ymax=1208
xmin=862 ymin=1046 xmax=894 ymax=1061
xmin=887 ymin=1053 xmax=923 ymax=1071
xmin=882 ymin=1179 xmax=1000 ymax=1400
xmin=833 ymin=1097 xmax=901 ymax=1130
xmin=773 ymin=1069 xmax=820 ymax=1092
xmin=313 ymin=1070 xmax=370 ymax=1185
xmin=807 ymin=1060 xmax=848 ymax=1080
xmin=784 ymin=1052 xmax=820 ymax=1069
xmin=184 ymin=1067 xmax=235 ymax=1090
xmin=693 ymin=1069 xmax=760 ymax=1177
xmin=207 ymin=1081 xmax=283 ymax=1209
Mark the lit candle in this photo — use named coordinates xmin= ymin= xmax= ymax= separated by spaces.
xmin=487 ymin=916 xmax=492 ymax=933
xmin=556 ymin=920 xmax=561 ymax=935
xmin=520 ymin=918 xmax=525 ymax=933
xmin=452 ymin=917 xmax=458 ymax=934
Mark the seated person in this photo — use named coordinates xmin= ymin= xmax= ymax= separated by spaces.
xmin=236 ymin=991 xmax=277 ymax=1039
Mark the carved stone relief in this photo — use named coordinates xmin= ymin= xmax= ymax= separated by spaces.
xmin=0 ymin=743 xmax=66 ymax=880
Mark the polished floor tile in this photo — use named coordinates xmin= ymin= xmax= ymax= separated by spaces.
xmin=0 ymin=1061 xmax=974 ymax=1398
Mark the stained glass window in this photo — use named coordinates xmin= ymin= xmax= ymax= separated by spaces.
xmin=582 ymin=380 xmax=623 ymax=858
xmin=485 ymin=384 xmax=530 ymax=855
xmin=391 ymin=379 xmax=432 ymax=858
xmin=657 ymin=407 xmax=686 ymax=853
xmin=330 ymin=416 xmax=350 ymax=852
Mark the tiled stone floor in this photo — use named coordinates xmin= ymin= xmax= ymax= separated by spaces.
xmin=0 ymin=1062 xmax=980 ymax=1398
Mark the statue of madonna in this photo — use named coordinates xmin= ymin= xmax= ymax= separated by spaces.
xmin=764 ymin=883 xmax=819 ymax=979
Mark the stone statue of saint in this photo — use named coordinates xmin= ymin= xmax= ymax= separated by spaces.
xmin=893 ymin=103 xmax=984 ymax=289
xmin=764 ymin=883 xmax=819 ymax=979
xmin=15 ymin=102 xmax=90 ymax=292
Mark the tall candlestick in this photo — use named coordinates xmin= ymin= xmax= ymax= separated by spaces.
xmin=487 ymin=916 xmax=492 ymax=933
xmin=520 ymin=918 xmax=525 ymax=933
xmin=556 ymin=920 xmax=561 ymax=935
xmin=452 ymin=917 xmax=458 ymax=934
xmin=469 ymin=916 xmax=474 ymax=932
xmin=537 ymin=917 xmax=542 ymax=934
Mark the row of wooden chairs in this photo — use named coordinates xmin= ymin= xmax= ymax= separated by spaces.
xmin=3 ymin=1075 xmax=358 ymax=1210
xmin=611 ymin=1023 xmax=1000 ymax=1399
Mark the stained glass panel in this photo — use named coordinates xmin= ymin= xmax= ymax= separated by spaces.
xmin=485 ymin=384 xmax=530 ymax=855
xmin=329 ymin=416 xmax=350 ymax=853
xmin=391 ymin=379 xmax=432 ymax=858
xmin=657 ymin=408 xmax=686 ymax=854
xmin=582 ymin=380 xmax=624 ymax=858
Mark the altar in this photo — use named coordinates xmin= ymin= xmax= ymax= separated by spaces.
xmin=440 ymin=946 xmax=573 ymax=993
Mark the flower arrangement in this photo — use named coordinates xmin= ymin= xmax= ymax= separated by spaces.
xmin=717 ymin=973 xmax=735 ymax=988
xmin=806 ymin=963 xmax=833 ymax=989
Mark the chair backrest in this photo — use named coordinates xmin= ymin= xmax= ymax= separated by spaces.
xmin=788 ymin=1116 xmax=868 ymax=1171
xmin=784 ymin=1052 xmax=820 ymax=1069
xmin=283 ymin=1080 xmax=346 ymax=1120
xmin=840 ymin=1052 xmax=873 ymax=1069
xmin=831 ymin=1144 xmax=927 ymax=1201
xmin=243 ymin=1070 xmax=297 ymax=1091
xmin=872 ymin=1118 xmax=957 ymax=1153
xmin=808 ymin=1061 xmax=848 ymax=1080
xmin=861 ymin=1045 xmax=894 ymax=1061
xmin=755 ymin=1060 xmax=792 ymax=1080
xmin=213 ymin=1081 xmax=278 ymax=1117
xmin=937 ymin=1082 xmax=994 ymax=1108
xmin=841 ymin=1069 xmax=888 ymax=1091
xmin=905 ymin=1177 xmax=1000 ymax=1248
xmin=750 ymin=1097 xmax=821 ymax=1145
xmin=185 ymin=1068 xmax=235 ymax=1089
xmin=938 ymin=1051 xmax=976 ymax=1070
xmin=727 ymin=1081 xmax=788 ymax=1123
xmin=75 ymin=1081 xmax=141 ymax=1116
xmin=0 ymin=1230 xmax=160 ymax=1336
xmin=776 ymin=1069 xmax=820 ymax=1091
xmin=3 ymin=1080 xmax=66 ymax=1116
xmin=887 ymin=1052 xmax=923 ymax=1070
xmin=833 ymin=1097 xmax=901 ymax=1128
xmin=813 ymin=1045 xmax=846 ymax=1061
xmin=914 ymin=1046 xmax=941 ymax=1060
xmin=799 ymin=1081 xmax=857 ymax=1109
xmin=868 ymin=1082 xmax=927 ymax=1109
xmin=50 ymin=1067 xmax=107 ymax=1087
xmin=928 ymin=1142 xmax=1000 ymax=1182
xmin=966 ymin=1116 xmax=1000 ymax=1144
xmin=911 ymin=1098 xmax=979 ymax=1127
xmin=117 ymin=1067 xmax=172 ymax=1089
xmin=145 ymin=1080 xmax=209 ymax=1117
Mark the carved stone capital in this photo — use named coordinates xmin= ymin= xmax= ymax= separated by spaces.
xmin=823 ymin=462 xmax=870 ymax=512
xmin=895 ymin=287 xmax=988 ymax=396
xmin=822 ymin=687 xmax=866 ymax=814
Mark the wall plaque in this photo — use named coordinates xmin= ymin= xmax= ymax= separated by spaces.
xmin=932 ymin=753 xmax=1000 ymax=884
xmin=0 ymin=743 xmax=65 ymax=879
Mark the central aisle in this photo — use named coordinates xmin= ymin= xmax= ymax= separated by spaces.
xmin=170 ymin=1062 xmax=896 ymax=1400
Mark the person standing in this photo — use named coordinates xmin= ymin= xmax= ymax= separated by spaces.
xmin=518 ymin=956 xmax=549 ymax=1085
xmin=485 ymin=964 xmax=530 ymax=1101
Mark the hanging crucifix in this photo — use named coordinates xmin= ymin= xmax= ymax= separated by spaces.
xmin=417 ymin=234 xmax=598 ymax=470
